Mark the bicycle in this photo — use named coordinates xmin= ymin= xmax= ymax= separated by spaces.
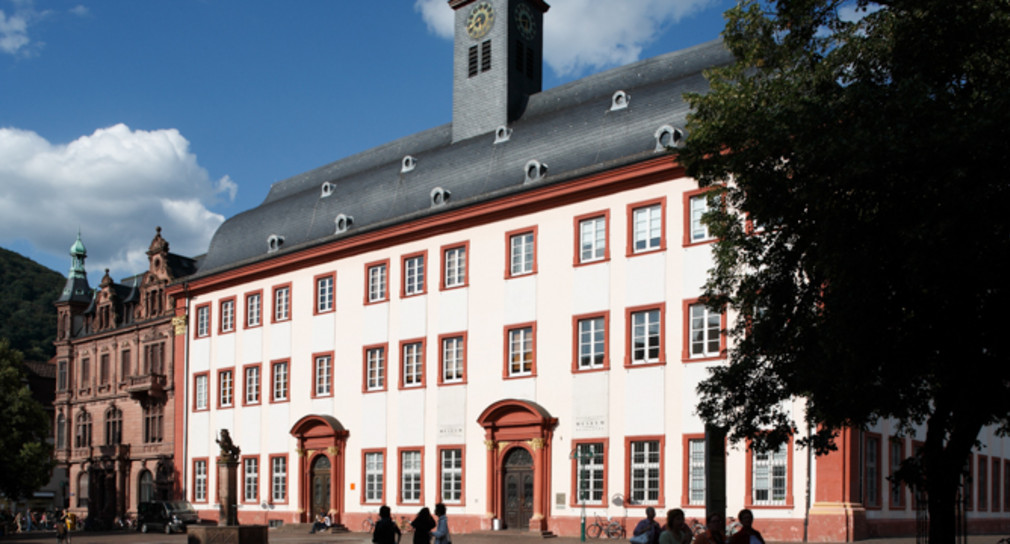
xmin=397 ymin=515 xmax=415 ymax=534
xmin=361 ymin=513 xmax=375 ymax=533
xmin=587 ymin=514 xmax=625 ymax=539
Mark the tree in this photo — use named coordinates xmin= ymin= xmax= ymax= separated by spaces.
xmin=0 ymin=338 xmax=54 ymax=501
xmin=679 ymin=1 xmax=1010 ymax=542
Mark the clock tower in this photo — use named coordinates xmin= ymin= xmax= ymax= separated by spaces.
xmin=450 ymin=0 xmax=549 ymax=143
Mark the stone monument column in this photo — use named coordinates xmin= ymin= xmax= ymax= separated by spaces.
xmin=215 ymin=429 xmax=240 ymax=526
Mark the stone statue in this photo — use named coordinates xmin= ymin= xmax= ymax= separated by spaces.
xmin=216 ymin=429 xmax=241 ymax=462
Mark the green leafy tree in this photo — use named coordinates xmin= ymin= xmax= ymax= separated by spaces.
xmin=0 ymin=247 xmax=63 ymax=361
xmin=0 ymin=338 xmax=54 ymax=501
xmin=680 ymin=1 xmax=1010 ymax=542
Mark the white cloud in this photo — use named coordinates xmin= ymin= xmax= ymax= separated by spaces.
xmin=414 ymin=0 xmax=717 ymax=77
xmin=0 ymin=124 xmax=235 ymax=280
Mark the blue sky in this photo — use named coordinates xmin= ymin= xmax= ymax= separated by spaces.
xmin=1 ymin=0 xmax=733 ymax=281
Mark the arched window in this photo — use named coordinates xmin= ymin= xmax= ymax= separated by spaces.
xmin=75 ymin=411 xmax=92 ymax=448
xmin=56 ymin=413 xmax=66 ymax=449
xmin=77 ymin=471 xmax=89 ymax=507
xmin=139 ymin=470 xmax=154 ymax=503
xmin=105 ymin=406 xmax=122 ymax=445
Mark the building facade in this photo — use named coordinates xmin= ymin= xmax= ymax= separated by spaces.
xmin=167 ymin=1 xmax=1010 ymax=539
xmin=53 ymin=228 xmax=195 ymax=527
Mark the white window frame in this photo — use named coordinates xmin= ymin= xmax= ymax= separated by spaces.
xmin=632 ymin=204 xmax=662 ymax=252
xmin=364 ymin=452 xmax=384 ymax=503
xmin=197 ymin=306 xmax=209 ymax=337
xmin=219 ymin=370 xmax=233 ymax=407
xmin=440 ymin=449 xmax=463 ymax=503
xmin=404 ymin=255 xmax=425 ymax=296
xmin=221 ymin=300 xmax=234 ymax=332
xmin=243 ymin=457 xmax=258 ymax=502
xmin=752 ymin=443 xmax=788 ymax=506
xmin=246 ymin=293 xmax=261 ymax=327
xmin=368 ymin=263 xmax=387 ymax=303
xmin=366 ymin=347 xmax=385 ymax=391
xmin=579 ymin=216 xmax=607 ymax=263
xmin=577 ymin=317 xmax=606 ymax=369
xmin=689 ymin=303 xmax=721 ymax=358
xmin=194 ymin=460 xmax=207 ymax=502
xmin=690 ymin=194 xmax=712 ymax=243
xmin=272 ymin=361 xmax=288 ymax=402
xmin=509 ymin=232 xmax=535 ymax=276
xmin=316 ymin=275 xmax=334 ymax=313
xmin=271 ymin=456 xmax=287 ymax=502
xmin=441 ymin=336 xmax=464 ymax=383
xmin=274 ymin=286 xmax=290 ymax=321
xmin=402 ymin=342 xmax=423 ymax=387
xmin=576 ymin=442 xmax=605 ymax=504
xmin=244 ymin=366 xmax=260 ymax=404
xmin=314 ymin=355 xmax=332 ymax=396
xmin=631 ymin=309 xmax=661 ymax=364
xmin=688 ymin=438 xmax=705 ymax=505
xmin=195 ymin=374 xmax=208 ymax=410
xmin=444 ymin=246 xmax=466 ymax=288
xmin=401 ymin=450 xmax=422 ymax=503
xmin=630 ymin=440 xmax=661 ymax=505
xmin=507 ymin=326 xmax=534 ymax=376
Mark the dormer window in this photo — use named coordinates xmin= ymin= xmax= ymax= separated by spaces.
xmin=267 ymin=234 xmax=284 ymax=253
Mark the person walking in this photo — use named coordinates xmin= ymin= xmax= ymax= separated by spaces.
xmin=372 ymin=505 xmax=401 ymax=544
xmin=431 ymin=503 xmax=450 ymax=544
xmin=411 ymin=507 xmax=436 ymax=544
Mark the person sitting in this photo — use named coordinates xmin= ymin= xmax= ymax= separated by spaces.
xmin=310 ymin=513 xmax=331 ymax=533
xmin=632 ymin=506 xmax=662 ymax=544
xmin=660 ymin=509 xmax=692 ymax=544
xmin=693 ymin=513 xmax=726 ymax=544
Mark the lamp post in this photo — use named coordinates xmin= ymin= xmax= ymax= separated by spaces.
xmin=570 ymin=446 xmax=597 ymax=542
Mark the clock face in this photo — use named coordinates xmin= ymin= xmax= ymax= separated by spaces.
xmin=466 ymin=2 xmax=495 ymax=40
xmin=515 ymin=3 xmax=537 ymax=41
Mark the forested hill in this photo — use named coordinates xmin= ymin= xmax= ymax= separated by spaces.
xmin=0 ymin=247 xmax=64 ymax=360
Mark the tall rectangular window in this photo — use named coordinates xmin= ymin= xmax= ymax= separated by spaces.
xmin=143 ymin=404 xmax=163 ymax=444
xmin=367 ymin=262 xmax=388 ymax=303
xmin=993 ymin=458 xmax=1002 ymax=512
xmin=440 ymin=448 xmax=463 ymax=504
xmin=440 ymin=335 xmax=466 ymax=384
xmin=314 ymin=354 xmax=332 ymax=397
xmin=273 ymin=285 xmax=290 ymax=322
xmin=401 ymin=450 xmax=422 ymax=504
xmin=316 ymin=274 xmax=334 ymax=313
xmin=689 ymin=194 xmax=712 ymax=243
xmin=630 ymin=308 xmax=662 ymax=364
xmin=506 ymin=325 xmax=535 ymax=377
xmin=194 ymin=373 xmax=208 ymax=411
xmin=629 ymin=439 xmax=661 ymax=505
xmin=364 ymin=451 xmax=384 ymax=503
xmin=196 ymin=305 xmax=210 ymax=337
xmin=864 ymin=436 xmax=880 ymax=507
xmin=219 ymin=369 xmax=234 ymax=408
xmin=752 ymin=443 xmax=789 ymax=506
xmin=271 ymin=456 xmax=287 ymax=503
xmin=631 ymin=203 xmax=663 ymax=253
xmin=246 ymin=292 xmax=262 ymax=328
xmin=243 ymin=457 xmax=259 ymax=503
xmin=890 ymin=440 xmax=905 ymax=508
xmin=194 ymin=460 xmax=207 ymax=502
xmin=401 ymin=341 xmax=424 ymax=388
xmin=688 ymin=438 xmax=706 ymax=506
xmin=244 ymin=365 xmax=261 ymax=405
xmin=365 ymin=346 xmax=386 ymax=391
xmin=979 ymin=455 xmax=989 ymax=511
xmin=271 ymin=361 xmax=289 ymax=402
xmin=120 ymin=349 xmax=131 ymax=380
xmin=99 ymin=353 xmax=109 ymax=384
xmin=57 ymin=360 xmax=67 ymax=391
xmin=403 ymin=253 xmax=426 ymax=296
xmin=578 ymin=215 xmax=607 ymax=263
xmin=688 ymin=302 xmax=722 ymax=359
xmin=508 ymin=229 xmax=536 ymax=277
xmin=220 ymin=299 xmax=235 ymax=333
xmin=576 ymin=315 xmax=607 ymax=370
xmin=443 ymin=244 xmax=467 ymax=289
xmin=574 ymin=442 xmax=605 ymax=504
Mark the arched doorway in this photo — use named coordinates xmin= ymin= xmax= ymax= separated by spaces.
xmin=477 ymin=399 xmax=557 ymax=532
xmin=138 ymin=470 xmax=154 ymax=503
xmin=290 ymin=415 xmax=349 ymax=525
xmin=502 ymin=447 xmax=535 ymax=529
xmin=310 ymin=455 xmax=332 ymax=519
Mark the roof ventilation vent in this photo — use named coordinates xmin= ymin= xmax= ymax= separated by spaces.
xmin=321 ymin=181 xmax=335 ymax=198
xmin=655 ymin=125 xmax=686 ymax=151
xmin=524 ymin=160 xmax=548 ymax=184
xmin=267 ymin=234 xmax=284 ymax=253
xmin=401 ymin=155 xmax=417 ymax=173
xmin=494 ymin=126 xmax=512 ymax=144
xmin=430 ymin=187 xmax=451 ymax=207
xmin=334 ymin=214 xmax=354 ymax=234
xmin=610 ymin=90 xmax=630 ymax=111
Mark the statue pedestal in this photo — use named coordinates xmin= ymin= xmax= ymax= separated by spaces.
xmin=217 ymin=458 xmax=239 ymax=526
xmin=187 ymin=524 xmax=268 ymax=544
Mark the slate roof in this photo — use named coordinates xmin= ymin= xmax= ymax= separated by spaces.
xmin=194 ymin=39 xmax=732 ymax=278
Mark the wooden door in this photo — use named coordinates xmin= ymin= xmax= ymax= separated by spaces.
xmin=310 ymin=455 xmax=331 ymax=519
xmin=502 ymin=448 xmax=534 ymax=529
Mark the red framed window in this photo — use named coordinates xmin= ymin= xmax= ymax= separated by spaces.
xmin=242 ymin=363 xmax=261 ymax=406
xmin=574 ymin=211 xmax=610 ymax=266
xmin=314 ymin=272 xmax=335 ymax=315
xmin=979 ymin=454 xmax=989 ymax=511
xmin=399 ymin=339 xmax=426 ymax=389
xmin=438 ymin=446 xmax=465 ymax=505
xmin=242 ymin=455 xmax=259 ymax=504
xmin=244 ymin=290 xmax=263 ymax=329
xmin=438 ymin=333 xmax=467 ymax=385
xmin=192 ymin=458 xmax=208 ymax=503
xmin=365 ymin=259 xmax=390 ymax=305
xmin=219 ymin=297 xmax=236 ymax=334
xmin=401 ymin=251 xmax=427 ymax=297
xmin=573 ymin=311 xmax=609 ymax=372
xmin=745 ymin=437 xmax=794 ymax=509
xmin=625 ymin=436 xmax=665 ymax=508
xmin=217 ymin=368 xmax=235 ymax=409
xmin=1005 ymin=459 xmax=1010 ymax=512
xmin=683 ymin=187 xmax=717 ymax=247
xmin=362 ymin=449 xmax=386 ymax=504
xmin=312 ymin=351 xmax=334 ymax=398
xmin=505 ymin=227 xmax=537 ymax=278
xmin=195 ymin=303 xmax=210 ymax=338
xmin=363 ymin=344 xmax=387 ymax=393
xmin=682 ymin=434 xmax=706 ymax=507
xmin=993 ymin=457 xmax=1002 ymax=512
xmin=626 ymin=304 xmax=665 ymax=367
xmin=627 ymin=197 xmax=666 ymax=255
xmin=272 ymin=283 xmax=292 ymax=323
xmin=682 ymin=298 xmax=726 ymax=362
xmin=572 ymin=439 xmax=607 ymax=507
xmin=889 ymin=437 xmax=906 ymax=509
xmin=863 ymin=433 xmax=882 ymax=508
xmin=193 ymin=372 xmax=209 ymax=412
xmin=269 ymin=454 xmax=288 ymax=504
xmin=397 ymin=447 xmax=424 ymax=505
xmin=965 ymin=454 xmax=975 ymax=511
xmin=270 ymin=360 xmax=289 ymax=403
xmin=441 ymin=242 xmax=469 ymax=290
xmin=503 ymin=322 xmax=537 ymax=378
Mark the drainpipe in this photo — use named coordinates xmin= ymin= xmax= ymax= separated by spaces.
xmin=804 ymin=414 xmax=813 ymax=542
xmin=181 ymin=282 xmax=190 ymax=502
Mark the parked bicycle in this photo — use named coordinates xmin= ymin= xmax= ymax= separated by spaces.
xmin=361 ymin=513 xmax=375 ymax=533
xmin=397 ymin=515 xmax=415 ymax=534
xmin=587 ymin=514 xmax=625 ymax=539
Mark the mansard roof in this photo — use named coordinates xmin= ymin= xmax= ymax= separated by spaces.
xmin=194 ymin=39 xmax=732 ymax=278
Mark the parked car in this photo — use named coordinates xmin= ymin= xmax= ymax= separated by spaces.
xmin=136 ymin=501 xmax=199 ymax=534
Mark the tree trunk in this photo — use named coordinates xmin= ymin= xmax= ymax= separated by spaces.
xmin=922 ymin=404 xmax=984 ymax=544
xmin=925 ymin=463 xmax=958 ymax=544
